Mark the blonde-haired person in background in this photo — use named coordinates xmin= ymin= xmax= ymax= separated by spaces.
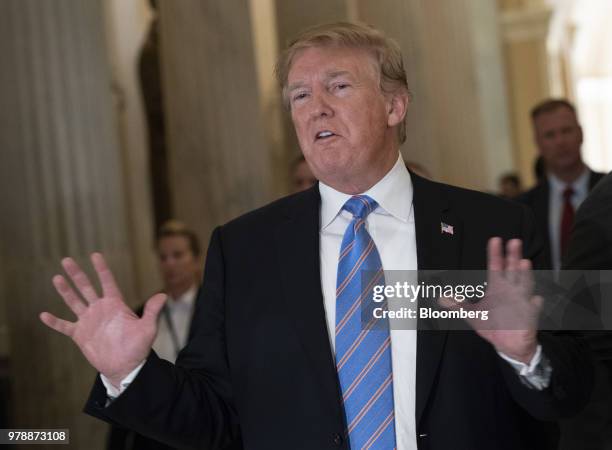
xmin=107 ymin=220 xmax=201 ymax=450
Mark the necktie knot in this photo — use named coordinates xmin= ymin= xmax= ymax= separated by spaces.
xmin=563 ymin=186 xmax=574 ymax=201
xmin=343 ymin=195 xmax=378 ymax=220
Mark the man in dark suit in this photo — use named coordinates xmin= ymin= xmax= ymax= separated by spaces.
xmin=517 ymin=99 xmax=605 ymax=270
xmin=560 ymin=172 xmax=612 ymax=450
xmin=40 ymin=23 xmax=592 ymax=450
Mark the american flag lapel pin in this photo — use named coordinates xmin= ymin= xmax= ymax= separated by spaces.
xmin=441 ymin=222 xmax=454 ymax=235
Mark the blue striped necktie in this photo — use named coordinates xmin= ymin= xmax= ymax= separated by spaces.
xmin=335 ymin=195 xmax=396 ymax=449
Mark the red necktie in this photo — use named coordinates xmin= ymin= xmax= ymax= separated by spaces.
xmin=560 ymin=186 xmax=575 ymax=257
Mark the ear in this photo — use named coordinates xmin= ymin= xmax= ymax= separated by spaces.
xmin=386 ymin=90 xmax=409 ymax=128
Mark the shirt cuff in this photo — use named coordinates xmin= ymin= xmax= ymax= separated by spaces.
xmin=100 ymin=361 xmax=146 ymax=402
xmin=498 ymin=345 xmax=552 ymax=390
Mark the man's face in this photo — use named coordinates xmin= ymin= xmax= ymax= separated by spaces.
xmin=533 ymin=106 xmax=583 ymax=175
xmin=287 ymin=46 xmax=406 ymax=193
xmin=500 ymin=180 xmax=520 ymax=199
xmin=157 ymin=236 xmax=199 ymax=290
xmin=292 ymin=160 xmax=317 ymax=193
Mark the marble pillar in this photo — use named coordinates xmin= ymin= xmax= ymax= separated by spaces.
xmin=0 ymin=0 xmax=138 ymax=447
xmin=158 ymin=0 xmax=274 ymax=247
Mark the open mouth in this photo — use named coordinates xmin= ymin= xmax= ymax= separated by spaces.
xmin=315 ymin=130 xmax=337 ymax=141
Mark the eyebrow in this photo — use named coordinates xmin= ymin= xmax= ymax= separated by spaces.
xmin=325 ymin=70 xmax=352 ymax=80
xmin=287 ymin=70 xmax=354 ymax=93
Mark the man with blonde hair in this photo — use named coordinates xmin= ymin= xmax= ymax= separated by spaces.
xmin=42 ymin=23 xmax=591 ymax=450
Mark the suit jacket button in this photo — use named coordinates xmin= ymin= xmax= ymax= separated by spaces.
xmin=332 ymin=433 xmax=343 ymax=446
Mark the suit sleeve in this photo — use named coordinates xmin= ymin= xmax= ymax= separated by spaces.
xmin=496 ymin=204 xmax=595 ymax=421
xmin=83 ymin=227 xmax=241 ymax=450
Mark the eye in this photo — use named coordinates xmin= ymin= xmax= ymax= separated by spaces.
xmin=333 ymin=83 xmax=350 ymax=91
xmin=291 ymin=92 xmax=309 ymax=103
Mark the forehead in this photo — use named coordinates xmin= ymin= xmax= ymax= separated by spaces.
xmin=287 ymin=46 xmax=378 ymax=85
xmin=534 ymin=106 xmax=578 ymax=129
xmin=158 ymin=235 xmax=190 ymax=251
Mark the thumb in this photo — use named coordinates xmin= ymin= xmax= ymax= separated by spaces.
xmin=142 ymin=293 xmax=167 ymax=325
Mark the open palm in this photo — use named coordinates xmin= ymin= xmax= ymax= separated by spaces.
xmin=440 ymin=238 xmax=543 ymax=363
xmin=39 ymin=253 xmax=167 ymax=386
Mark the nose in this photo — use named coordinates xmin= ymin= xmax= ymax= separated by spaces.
xmin=552 ymin=132 xmax=568 ymax=148
xmin=309 ymin=90 xmax=334 ymax=119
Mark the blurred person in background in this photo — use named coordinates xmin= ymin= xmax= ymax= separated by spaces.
xmin=150 ymin=220 xmax=201 ymax=363
xmin=291 ymin=154 xmax=317 ymax=193
xmin=517 ymin=99 xmax=605 ymax=270
xmin=498 ymin=172 xmax=523 ymax=199
xmin=107 ymin=220 xmax=201 ymax=450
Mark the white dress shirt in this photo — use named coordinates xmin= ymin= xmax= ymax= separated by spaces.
xmin=320 ymin=155 xmax=548 ymax=450
xmin=319 ymin=155 xmax=419 ymax=450
xmin=103 ymin=155 xmax=549 ymax=448
xmin=153 ymin=285 xmax=197 ymax=363
xmin=548 ymin=170 xmax=590 ymax=270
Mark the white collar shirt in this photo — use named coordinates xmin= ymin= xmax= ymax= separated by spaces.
xmin=319 ymin=154 xmax=418 ymax=450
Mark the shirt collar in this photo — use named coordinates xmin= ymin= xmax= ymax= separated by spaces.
xmin=319 ymin=153 xmax=413 ymax=230
xmin=167 ymin=285 xmax=197 ymax=309
xmin=548 ymin=168 xmax=590 ymax=196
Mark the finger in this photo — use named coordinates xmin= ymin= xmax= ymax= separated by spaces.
xmin=518 ymin=258 xmax=534 ymax=294
xmin=91 ymin=253 xmax=122 ymax=298
xmin=438 ymin=294 xmax=475 ymax=310
xmin=487 ymin=237 xmax=504 ymax=272
xmin=52 ymin=275 xmax=87 ymax=317
xmin=39 ymin=312 xmax=76 ymax=337
xmin=141 ymin=293 xmax=168 ymax=327
xmin=530 ymin=295 xmax=544 ymax=314
xmin=62 ymin=257 xmax=99 ymax=304
xmin=438 ymin=294 xmax=456 ymax=310
xmin=505 ymin=239 xmax=522 ymax=282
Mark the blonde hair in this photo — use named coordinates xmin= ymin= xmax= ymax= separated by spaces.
xmin=275 ymin=22 xmax=411 ymax=143
xmin=157 ymin=220 xmax=201 ymax=257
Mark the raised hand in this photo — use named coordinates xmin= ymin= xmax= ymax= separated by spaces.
xmin=39 ymin=253 xmax=167 ymax=387
xmin=441 ymin=237 xmax=543 ymax=364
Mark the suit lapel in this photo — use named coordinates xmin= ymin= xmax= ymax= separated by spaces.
xmin=274 ymin=186 xmax=343 ymax=410
xmin=411 ymin=174 xmax=462 ymax=426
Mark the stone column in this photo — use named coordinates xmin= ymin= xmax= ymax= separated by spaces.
xmin=0 ymin=0 xmax=137 ymax=448
xmin=499 ymin=0 xmax=553 ymax=185
xmin=248 ymin=0 xmax=288 ymax=196
xmin=357 ymin=0 xmax=514 ymax=191
xmin=158 ymin=0 xmax=274 ymax=246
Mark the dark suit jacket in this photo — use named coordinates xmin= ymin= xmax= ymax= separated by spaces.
xmin=85 ymin=174 xmax=593 ymax=450
xmin=563 ymin=171 xmax=612 ymax=361
xmin=517 ymin=170 xmax=606 ymax=269
xmin=564 ymin=172 xmax=612 ymax=271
